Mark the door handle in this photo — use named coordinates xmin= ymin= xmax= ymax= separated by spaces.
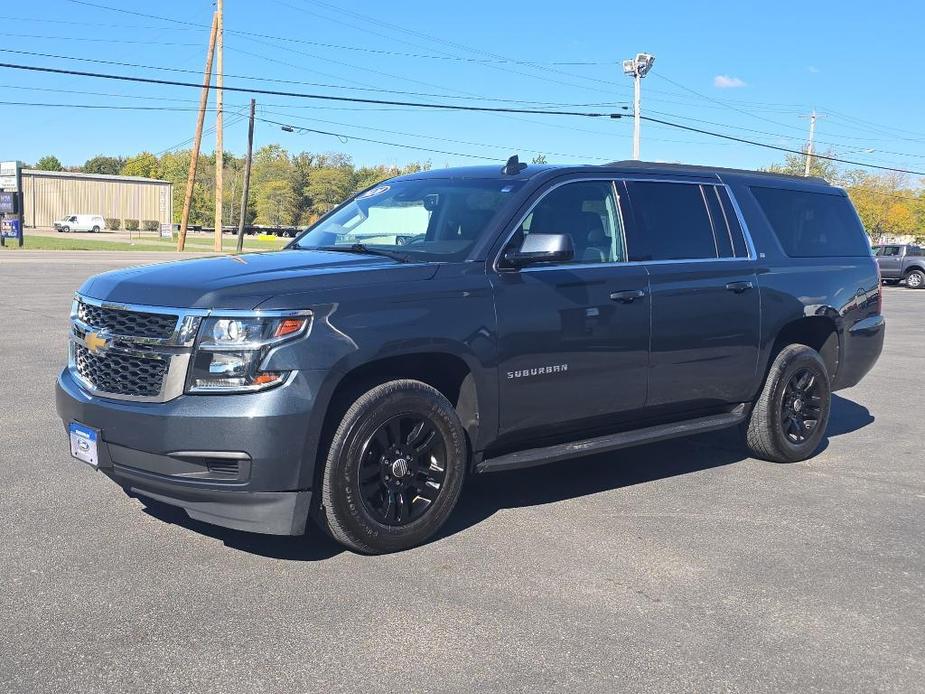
xmin=725 ymin=281 xmax=753 ymax=294
xmin=610 ymin=289 xmax=646 ymax=303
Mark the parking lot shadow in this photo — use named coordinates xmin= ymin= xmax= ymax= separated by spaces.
xmin=137 ymin=394 xmax=872 ymax=558
xmin=437 ymin=393 xmax=874 ymax=542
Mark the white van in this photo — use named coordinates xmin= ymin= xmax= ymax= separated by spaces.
xmin=53 ymin=214 xmax=105 ymax=233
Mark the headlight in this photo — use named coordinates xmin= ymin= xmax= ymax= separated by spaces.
xmin=186 ymin=314 xmax=310 ymax=393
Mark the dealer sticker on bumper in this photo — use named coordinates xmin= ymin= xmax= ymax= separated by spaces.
xmin=68 ymin=422 xmax=99 ymax=468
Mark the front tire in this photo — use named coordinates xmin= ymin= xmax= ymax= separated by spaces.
xmin=61 ymin=226 xmax=70 ymax=233
xmin=319 ymin=379 xmax=467 ymax=554
xmin=905 ymin=269 xmax=924 ymax=289
xmin=745 ymin=344 xmax=831 ymax=463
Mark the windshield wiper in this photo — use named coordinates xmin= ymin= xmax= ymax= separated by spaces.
xmin=312 ymin=243 xmax=409 ymax=263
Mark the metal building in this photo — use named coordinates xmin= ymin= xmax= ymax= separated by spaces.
xmin=21 ymin=169 xmax=173 ymax=228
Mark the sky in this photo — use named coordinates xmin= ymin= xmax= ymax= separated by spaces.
xmin=1 ymin=0 xmax=924 ymax=179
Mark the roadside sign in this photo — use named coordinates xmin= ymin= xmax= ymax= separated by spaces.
xmin=0 ymin=161 xmax=20 ymax=191
xmin=160 ymin=223 xmax=173 ymax=239
xmin=1 ymin=218 xmax=21 ymax=238
xmin=0 ymin=191 xmax=16 ymax=214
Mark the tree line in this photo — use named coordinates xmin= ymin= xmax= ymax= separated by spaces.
xmin=29 ymin=148 xmax=925 ymax=240
xmin=30 ymin=150 xmax=430 ymax=228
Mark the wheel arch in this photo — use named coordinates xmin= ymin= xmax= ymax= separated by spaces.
xmin=768 ymin=315 xmax=840 ymax=382
xmin=306 ymin=349 xmax=489 ymax=494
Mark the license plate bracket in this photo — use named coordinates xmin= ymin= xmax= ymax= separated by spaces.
xmin=68 ymin=422 xmax=100 ymax=468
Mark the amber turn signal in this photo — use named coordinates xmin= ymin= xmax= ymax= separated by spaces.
xmin=274 ymin=318 xmax=307 ymax=338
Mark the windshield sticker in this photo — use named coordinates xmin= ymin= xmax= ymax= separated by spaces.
xmin=358 ymin=185 xmax=390 ymax=199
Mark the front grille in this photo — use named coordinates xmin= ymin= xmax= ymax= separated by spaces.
xmin=74 ymin=344 xmax=168 ymax=397
xmin=77 ymin=301 xmax=178 ymax=339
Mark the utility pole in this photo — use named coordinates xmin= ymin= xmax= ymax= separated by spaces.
xmin=236 ymin=99 xmax=256 ymax=254
xmin=622 ymin=53 xmax=655 ymax=160
xmin=214 ymin=0 xmax=224 ymax=252
xmin=177 ymin=12 xmax=218 ymax=252
xmin=802 ymin=109 xmax=819 ymax=177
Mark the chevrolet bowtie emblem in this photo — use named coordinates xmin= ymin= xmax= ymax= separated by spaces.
xmin=84 ymin=331 xmax=111 ymax=355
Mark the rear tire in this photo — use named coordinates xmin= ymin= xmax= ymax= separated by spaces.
xmin=745 ymin=344 xmax=831 ymax=463
xmin=905 ymin=269 xmax=924 ymax=289
xmin=319 ymin=379 xmax=467 ymax=554
xmin=91 ymin=225 xmax=100 ymax=233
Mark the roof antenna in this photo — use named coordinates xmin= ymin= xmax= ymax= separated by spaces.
xmin=502 ymin=154 xmax=527 ymax=175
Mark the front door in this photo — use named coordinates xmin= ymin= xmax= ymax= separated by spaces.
xmin=492 ymin=179 xmax=650 ymax=436
xmin=622 ymin=179 xmax=761 ymax=407
xmin=875 ymin=245 xmax=904 ymax=279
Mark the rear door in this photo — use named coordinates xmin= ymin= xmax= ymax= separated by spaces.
xmin=621 ymin=179 xmax=761 ymax=408
xmin=492 ymin=179 xmax=650 ymax=436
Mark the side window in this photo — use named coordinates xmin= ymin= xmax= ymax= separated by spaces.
xmin=624 ymin=181 xmax=718 ymax=261
xmin=750 ymin=186 xmax=870 ymax=257
xmin=511 ymin=181 xmax=624 ymax=264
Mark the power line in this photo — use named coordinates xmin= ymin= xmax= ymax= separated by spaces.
xmin=0 ymin=48 xmax=627 ymax=108
xmin=638 ymin=115 xmax=925 ymax=176
xmin=53 ymin=1 xmax=610 ymax=66
xmin=0 ymin=61 xmax=624 ymax=117
xmin=258 ymin=107 xmax=611 ymax=161
xmin=2 ymin=59 xmax=923 ymax=176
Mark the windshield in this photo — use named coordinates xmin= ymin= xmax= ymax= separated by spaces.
xmin=293 ymin=178 xmax=523 ymax=261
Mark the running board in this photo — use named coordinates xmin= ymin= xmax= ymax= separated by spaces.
xmin=475 ymin=404 xmax=748 ymax=474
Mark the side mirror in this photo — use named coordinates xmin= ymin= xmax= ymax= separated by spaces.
xmin=503 ymin=233 xmax=574 ymax=268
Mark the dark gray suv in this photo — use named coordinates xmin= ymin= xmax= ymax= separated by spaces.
xmin=56 ymin=160 xmax=885 ymax=554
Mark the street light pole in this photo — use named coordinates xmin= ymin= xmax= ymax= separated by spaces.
xmin=623 ymin=53 xmax=655 ymax=161
xmin=632 ymin=72 xmax=642 ymax=159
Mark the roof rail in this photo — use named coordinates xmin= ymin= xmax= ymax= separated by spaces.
xmin=604 ymin=160 xmax=830 ymax=184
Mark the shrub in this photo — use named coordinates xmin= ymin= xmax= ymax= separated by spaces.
xmin=124 ymin=219 xmax=139 ymax=231
xmin=104 ymin=218 xmax=121 ymax=231
xmin=142 ymin=220 xmax=159 ymax=232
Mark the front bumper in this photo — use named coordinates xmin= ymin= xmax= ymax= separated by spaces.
xmin=55 ymin=367 xmax=326 ymax=535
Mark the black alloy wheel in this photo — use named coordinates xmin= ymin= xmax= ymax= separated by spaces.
xmin=319 ymin=379 xmax=467 ymax=554
xmin=744 ymin=344 xmax=831 ymax=463
xmin=780 ymin=368 xmax=823 ymax=444
xmin=358 ymin=413 xmax=446 ymax=526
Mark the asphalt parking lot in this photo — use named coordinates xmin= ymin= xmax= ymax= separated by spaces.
xmin=1 ymin=252 xmax=922 ymax=693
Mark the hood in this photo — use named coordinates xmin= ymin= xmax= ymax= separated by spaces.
xmin=79 ymin=249 xmax=439 ymax=309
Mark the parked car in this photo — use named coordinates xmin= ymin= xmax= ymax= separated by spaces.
xmin=56 ymin=159 xmax=884 ymax=554
xmin=53 ymin=214 xmax=105 ymax=233
xmin=873 ymin=243 xmax=925 ymax=288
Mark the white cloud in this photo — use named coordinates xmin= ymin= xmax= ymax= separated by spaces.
xmin=808 ymin=66 xmax=820 ymax=74
xmin=713 ymin=75 xmax=747 ymax=89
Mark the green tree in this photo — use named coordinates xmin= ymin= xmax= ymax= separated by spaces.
xmin=82 ymin=155 xmax=126 ymax=175
xmin=531 ymin=153 xmax=548 ymax=164
xmin=305 ymin=165 xmax=356 ymax=217
xmin=121 ymin=151 xmax=160 ymax=179
xmin=255 ymin=179 xmax=299 ymax=226
xmin=35 ymin=155 xmax=64 ymax=171
xmin=763 ymin=148 xmax=841 ymax=182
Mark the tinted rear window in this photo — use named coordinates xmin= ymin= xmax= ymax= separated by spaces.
xmin=750 ymin=186 xmax=869 ymax=257
xmin=625 ymin=181 xmax=717 ymax=261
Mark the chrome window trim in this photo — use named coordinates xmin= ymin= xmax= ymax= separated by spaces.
xmin=699 ymin=184 xmax=721 ymax=258
xmin=69 ymin=294 xmax=312 ymax=402
xmin=712 ymin=185 xmax=738 ymax=257
xmin=491 ymin=176 xmax=759 ymax=273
